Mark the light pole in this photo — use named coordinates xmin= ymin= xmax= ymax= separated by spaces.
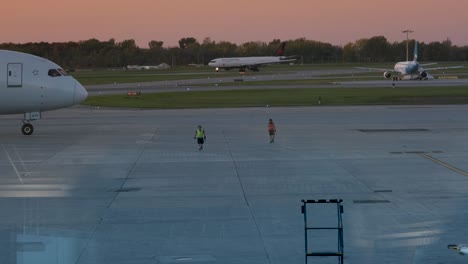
xmin=402 ymin=29 xmax=414 ymax=61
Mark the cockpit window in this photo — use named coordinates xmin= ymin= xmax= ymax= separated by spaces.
xmin=57 ymin=69 xmax=70 ymax=76
xmin=210 ymin=60 xmax=216 ymax=63
xmin=48 ymin=69 xmax=62 ymax=77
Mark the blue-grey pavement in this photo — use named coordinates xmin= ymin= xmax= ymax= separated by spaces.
xmin=0 ymin=105 xmax=467 ymax=263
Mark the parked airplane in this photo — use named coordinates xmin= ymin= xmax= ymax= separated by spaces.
xmin=208 ymin=42 xmax=299 ymax=72
xmin=0 ymin=50 xmax=88 ymax=135
xmin=357 ymin=42 xmax=463 ymax=80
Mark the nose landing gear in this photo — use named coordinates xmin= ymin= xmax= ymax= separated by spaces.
xmin=21 ymin=112 xmax=41 ymax=136
xmin=21 ymin=123 xmax=34 ymax=135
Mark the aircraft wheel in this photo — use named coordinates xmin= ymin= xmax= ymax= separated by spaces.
xmin=22 ymin=124 xmax=34 ymax=135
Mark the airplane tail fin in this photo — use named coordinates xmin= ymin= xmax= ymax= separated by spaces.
xmin=413 ymin=41 xmax=418 ymax=62
xmin=275 ymin=42 xmax=287 ymax=56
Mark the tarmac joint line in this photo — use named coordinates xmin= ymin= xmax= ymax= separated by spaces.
xmin=418 ymin=153 xmax=468 ymax=177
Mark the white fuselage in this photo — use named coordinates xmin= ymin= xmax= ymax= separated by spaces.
xmin=0 ymin=50 xmax=87 ymax=115
xmin=394 ymin=61 xmax=420 ymax=75
xmin=208 ymin=56 xmax=296 ymax=69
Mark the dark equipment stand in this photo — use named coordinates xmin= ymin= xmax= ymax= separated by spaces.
xmin=301 ymin=199 xmax=344 ymax=264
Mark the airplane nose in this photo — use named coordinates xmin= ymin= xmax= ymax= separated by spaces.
xmin=74 ymin=81 xmax=88 ymax=104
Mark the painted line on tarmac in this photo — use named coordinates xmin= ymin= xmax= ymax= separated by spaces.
xmin=418 ymin=153 xmax=468 ymax=177
xmin=2 ymin=145 xmax=24 ymax=184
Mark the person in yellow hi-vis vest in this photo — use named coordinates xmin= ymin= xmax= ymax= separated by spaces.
xmin=194 ymin=125 xmax=207 ymax=150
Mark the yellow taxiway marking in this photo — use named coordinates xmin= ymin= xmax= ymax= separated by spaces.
xmin=418 ymin=153 xmax=468 ymax=177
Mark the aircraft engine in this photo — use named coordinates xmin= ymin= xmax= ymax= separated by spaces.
xmin=383 ymin=72 xmax=392 ymax=79
xmin=420 ymin=71 xmax=428 ymax=78
xmin=247 ymin=66 xmax=260 ymax=72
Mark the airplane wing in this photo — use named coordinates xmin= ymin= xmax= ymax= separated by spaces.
xmin=241 ymin=57 xmax=299 ymax=68
xmin=355 ymin=67 xmax=394 ymax=72
xmin=241 ymin=62 xmax=270 ymax=67
xmin=280 ymin=55 xmax=301 ymax=61
xmin=356 ymin=67 xmax=404 ymax=79
xmin=419 ymin=62 xmax=438 ymax=67
xmin=423 ymin=65 xmax=464 ymax=71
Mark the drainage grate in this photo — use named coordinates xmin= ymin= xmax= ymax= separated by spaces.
xmin=113 ymin=187 xmax=141 ymax=193
xmin=353 ymin=200 xmax=390 ymax=204
xmin=374 ymin=190 xmax=392 ymax=193
xmin=358 ymin=129 xmax=429 ymax=133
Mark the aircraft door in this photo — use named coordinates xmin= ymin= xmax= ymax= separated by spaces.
xmin=7 ymin=63 xmax=23 ymax=87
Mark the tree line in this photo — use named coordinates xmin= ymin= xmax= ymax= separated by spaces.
xmin=1 ymin=36 xmax=467 ymax=69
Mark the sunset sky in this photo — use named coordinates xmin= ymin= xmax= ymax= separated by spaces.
xmin=1 ymin=0 xmax=467 ymax=48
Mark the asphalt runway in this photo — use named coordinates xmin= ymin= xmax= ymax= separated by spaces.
xmin=0 ymin=105 xmax=467 ymax=263
xmin=85 ymin=69 xmax=468 ymax=95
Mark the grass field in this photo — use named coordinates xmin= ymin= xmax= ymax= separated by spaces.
xmin=83 ymin=86 xmax=468 ymax=109
xmin=187 ymin=76 xmax=382 ymax=87
xmin=73 ymin=71 xmax=237 ymax=85
xmin=74 ymin=63 xmax=467 ymax=85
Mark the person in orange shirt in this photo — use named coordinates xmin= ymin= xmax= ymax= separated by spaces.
xmin=267 ymin=118 xmax=276 ymax=143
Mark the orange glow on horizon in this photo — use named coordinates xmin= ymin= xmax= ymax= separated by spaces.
xmin=1 ymin=0 xmax=467 ymax=48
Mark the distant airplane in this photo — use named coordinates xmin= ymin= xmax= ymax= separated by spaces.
xmin=208 ymin=42 xmax=299 ymax=72
xmin=0 ymin=50 xmax=88 ymax=135
xmin=448 ymin=244 xmax=468 ymax=255
xmin=126 ymin=63 xmax=171 ymax=70
xmin=357 ymin=41 xmax=463 ymax=80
